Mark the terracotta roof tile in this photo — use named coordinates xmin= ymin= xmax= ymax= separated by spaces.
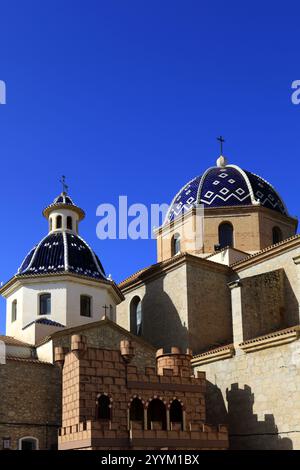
xmin=0 ymin=335 xmax=33 ymax=347
xmin=6 ymin=355 xmax=53 ymax=365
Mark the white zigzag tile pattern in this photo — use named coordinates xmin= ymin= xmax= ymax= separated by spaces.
xmin=166 ymin=165 xmax=287 ymax=223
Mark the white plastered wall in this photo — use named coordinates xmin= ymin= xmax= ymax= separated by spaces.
xmin=5 ymin=277 xmax=118 ymax=342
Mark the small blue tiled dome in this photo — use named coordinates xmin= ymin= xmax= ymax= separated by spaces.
xmin=53 ymin=193 xmax=74 ymax=205
xmin=165 ymin=158 xmax=288 ymax=223
xmin=18 ymin=232 xmax=106 ymax=280
xmin=43 ymin=192 xmax=85 ymax=220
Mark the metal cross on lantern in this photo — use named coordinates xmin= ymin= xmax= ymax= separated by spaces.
xmin=59 ymin=175 xmax=69 ymax=194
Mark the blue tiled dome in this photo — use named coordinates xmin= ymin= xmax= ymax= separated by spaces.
xmin=18 ymin=232 xmax=106 ymax=279
xmin=53 ymin=193 xmax=74 ymax=205
xmin=166 ymin=160 xmax=288 ymax=223
xmin=43 ymin=192 xmax=85 ymax=220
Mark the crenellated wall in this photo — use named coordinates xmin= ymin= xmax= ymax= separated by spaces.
xmin=57 ymin=337 xmax=228 ymax=450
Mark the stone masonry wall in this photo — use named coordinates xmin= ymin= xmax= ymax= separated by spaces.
xmin=53 ymin=322 xmax=156 ymax=372
xmin=117 ymin=264 xmax=190 ymax=352
xmin=236 ymin=246 xmax=300 ymax=327
xmin=187 ymin=262 xmax=233 ymax=353
xmin=241 ymin=269 xmax=285 ymax=340
xmin=0 ymin=359 xmax=61 ymax=450
xmin=195 ymin=339 xmax=300 ymax=449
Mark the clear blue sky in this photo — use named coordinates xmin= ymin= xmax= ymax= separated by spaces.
xmin=0 ymin=1 xmax=299 ymax=333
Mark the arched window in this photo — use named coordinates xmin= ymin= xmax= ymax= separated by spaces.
xmin=272 ymin=226 xmax=283 ymax=245
xmin=147 ymin=399 xmax=167 ymax=430
xmin=130 ymin=397 xmax=144 ymax=423
xmin=218 ymin=222 xmax=234 ymax=249
xmin=49 ymin=218 xmax=53 ymax=231
xmin=56 ymin=215 xmax=62 ymax=229
xmin=80 ymin=295 xmax=91 ymax=317
xmin=172 ymin=233 xmax=181 ymax=256
xmin=39 ymin=293 xmax=51 ymax=315
xmin=18 ymin=436 xmax=39 ymax=450
xmin=170 ymin=399 xmax=183 ymax=430
xmin=67 ymin=216 xmax=73 ymax=230
xmin=11 ymin=299 xmax=17 ymax=322
xmin=130 ymin=297 xmax=142 ymax=336
xmin=97 ymin=394 xmax=111 ymax=420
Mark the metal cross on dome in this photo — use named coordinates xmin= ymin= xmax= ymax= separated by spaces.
xmin=59 ymin=175 xmax=69 ymax=194
xmin=217 ymin=136 xmax=225 ymax=155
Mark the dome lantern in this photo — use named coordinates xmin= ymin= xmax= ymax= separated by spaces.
xmin=43 ymin=190 xmax=85 ymax=235
xmin=18 ymin=191 xmax=106 ymax=280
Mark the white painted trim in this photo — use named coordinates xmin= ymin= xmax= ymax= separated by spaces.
xmin=62 ymin=231 xmax=69 ymax=271
xmin=227 ymin=165 xmax=258 ymax=205
xmin=196 ymin=166 xmax=216 ymax=203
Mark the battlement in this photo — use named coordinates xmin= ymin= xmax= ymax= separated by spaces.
xmin=57 ymin=336 xmax=226 ymax=450
xmin=120 ymin=339 xmax=135 ymax=363
xmin=58 ymin=419 xmax=228 ymax=450
xmin=156 ymin=346 xmax=193 ymax=377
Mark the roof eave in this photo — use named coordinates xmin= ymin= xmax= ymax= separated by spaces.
xmin=0 ymin=272 xmax=124 ymax=302
xmin=119 ymin=252 xmax=232 ymax=292
xmin=43 ymin=203 xmax=85 ymax=221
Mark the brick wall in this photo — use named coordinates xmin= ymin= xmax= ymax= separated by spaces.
xmin=58 ymin=339 xmax=228 ymax=450
xmin=155 ymin=206 xmax=297 ymax=260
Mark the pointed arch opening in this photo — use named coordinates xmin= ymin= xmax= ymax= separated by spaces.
xmin=147 ymin=399 xmax=167 ymax=430
xmin=129 ymin=397 xmax=144 ymax=428
xmin=97 ymin=394 xmax=111 ymax=421
xmin=170 ymin=399 xmax=183 ymax=430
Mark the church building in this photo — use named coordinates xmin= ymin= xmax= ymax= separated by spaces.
xmin=1 ymin=153 xmax=300 ymax=450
